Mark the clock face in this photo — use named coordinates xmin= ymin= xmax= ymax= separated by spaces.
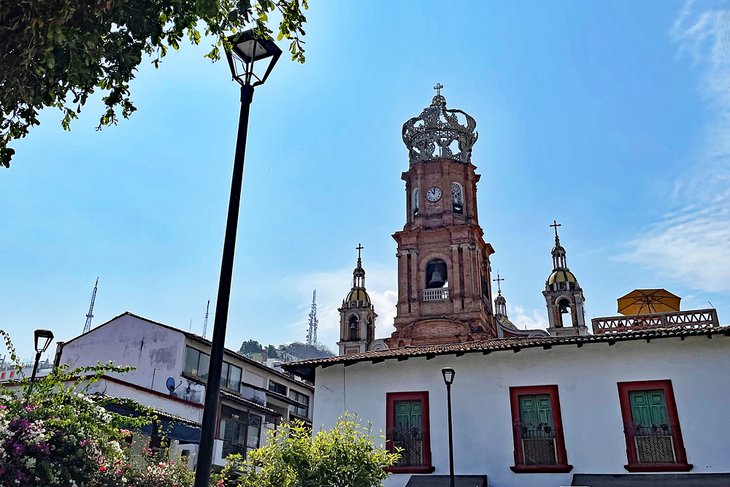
xmin=426 ymin=186 xmax=442 ymax=202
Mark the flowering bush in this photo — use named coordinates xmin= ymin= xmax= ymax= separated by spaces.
xmin=91 ymin=447 xmax=193 ymax=487
xmin=215 ymin=414 xmax=400 ymax=487
xmin=0 ymin=331 xmax=194 ymax=487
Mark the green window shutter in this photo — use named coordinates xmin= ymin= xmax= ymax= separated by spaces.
xmin=629 ymin=390 xmax=668 ymax=428
xmin=395 ymin=400 xmax=422 ymax=431
xmin=519 ymin=394 xmax=553 ymax=428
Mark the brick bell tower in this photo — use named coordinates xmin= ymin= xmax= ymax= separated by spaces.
xmin=387 ymin=85 xmax=497 ymax=347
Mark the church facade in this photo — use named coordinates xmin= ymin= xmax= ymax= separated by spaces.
xmin=292 ymin=90 xmax=730 ymax=487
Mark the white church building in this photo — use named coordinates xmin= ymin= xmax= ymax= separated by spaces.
xmin=286 ymin=90 xmax=730 ymax=487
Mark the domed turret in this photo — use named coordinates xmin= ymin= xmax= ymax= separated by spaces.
xmin=338 ymin=244 xmax=377 ymax=355
xmin=543 ymin=220 xmax=588 ymax=336
xmin=344 ymin=244 xmax=370 ymax=307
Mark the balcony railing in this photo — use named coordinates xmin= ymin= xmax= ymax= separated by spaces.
xmin=390 ymin=427 xmax=424 ymax=467
xmin=629 ymin=424 xmax=677 ymax=464
xmin=518 ymin=425 xmax=559 ymax=466
xmin=591 ymin=308 xmax=719 ymax=334
xmin=423 ymin=288 xmax=449 ymax=302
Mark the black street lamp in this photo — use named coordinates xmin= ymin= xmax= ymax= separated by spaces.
xmin=195 ymin=30 xmax=281 ymax=487
xmin=28 ymin=329 xmax=54 ymax=394
xmin=193 ymin=30 xmax=281 ymax=487
xmin=441 ymin=367 xmax=456 ymax=487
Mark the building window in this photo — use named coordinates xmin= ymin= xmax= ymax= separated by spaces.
xmin=183 ymin=347 xmax=210 ymax=381
xmin=268 ymin=380 xmax=288 ymax=396
xmin=288 ymin=390 xmax=310 ymax=419
xmin=219 ymin=406 xmax=262 ymax=459
xmin=451 ymin=182 xmax=464 ymax=214
xmin=617 ymin=380 xmax=691 ymax=472
xmin=220 ymin=362 xmax=242 ymax=392
xmin=412 ymin=188 xmax=420 ymax=219
xmin=509 ymin=385 xmax=572 ymax=473
xmin=386 ymin=391 xmax=434 ymax=474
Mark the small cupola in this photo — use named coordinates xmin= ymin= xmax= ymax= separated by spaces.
xmin=543 ymin=220 xmax=588 ymax=336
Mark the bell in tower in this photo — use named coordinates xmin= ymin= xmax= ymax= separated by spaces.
xmin=387 ymin=86 xmax=497 ymax=348
xmin=426 ymin=259 xmax=448 ymax=288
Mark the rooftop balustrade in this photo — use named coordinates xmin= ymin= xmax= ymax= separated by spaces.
xmin=591 ymin=308 xmax=719 ymax=334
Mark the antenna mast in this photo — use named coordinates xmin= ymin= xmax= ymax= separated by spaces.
xmin=83 ymin=277 xmax=99 ymax=334
xmin=306 ymin=290 xmax=318 ymax=346
xmin=202 ymin=300 xmax=210 ymax=338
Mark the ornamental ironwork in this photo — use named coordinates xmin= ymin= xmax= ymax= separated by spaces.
xmin=402 ymin=88 xmax=478 ymax=164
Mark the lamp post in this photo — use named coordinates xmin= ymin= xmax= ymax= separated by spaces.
xmin=441 ymin=367 xmax=456 ymax=487
xmin=28 ymin=329 xmax=54 ymax=395
xmin=193 ymin=30 xmax=281 ymax=487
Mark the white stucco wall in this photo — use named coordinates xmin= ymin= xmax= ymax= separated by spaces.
xmin=84 ymin=379 xmax=203 ymax=422
xmin=61 ymin=314 xmax=188 ymax=399
xmin=60 ymin=313 xmax=314 ymax=424
xmin=311 ymin=335 xmax=730 ymax=487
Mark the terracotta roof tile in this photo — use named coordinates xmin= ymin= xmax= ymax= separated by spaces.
xmin=283 ymin=326 xmax=730 ymax=381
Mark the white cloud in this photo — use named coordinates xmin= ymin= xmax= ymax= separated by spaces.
xmin=282 ymin=263 xmax=398 ymax=349
xmin=508 ymin=304 xmax=549 ymax=330
xmin=622 ymin=1 xmax=730 ymax=292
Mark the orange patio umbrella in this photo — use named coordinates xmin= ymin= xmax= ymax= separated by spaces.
xmin=617 ymin=289 xmax=681 ymax=315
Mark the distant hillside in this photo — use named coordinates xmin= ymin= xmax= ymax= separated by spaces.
xmin=238 ymin=339 xmax=334 ymax=362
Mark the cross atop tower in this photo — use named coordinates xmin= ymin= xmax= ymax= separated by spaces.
xmin=550 ymin=219 xmax=562 ymax=242
xmin=434 ymin=83 xmax=443 ymax=96
xmin=493 ymin=274 xmax=505 ymax=295
xmin=356 ymin=243 xmax=364 ymax=263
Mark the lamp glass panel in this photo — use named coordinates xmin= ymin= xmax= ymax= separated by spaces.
xmin=442 ymin=368 xmax=455 ymax=385
xmin=234 ymin=39 xmax=270 ymax=62
xmin=34 ymin=330 xmax=53 ymax=353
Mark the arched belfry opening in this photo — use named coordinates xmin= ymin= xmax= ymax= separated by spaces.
xmin=557 ymin=298 xmax=574 ymax=328
xmin=426 ymin=258 xmax=448 ymax=289
xmin=451 ymin=182 xmax=464 ymax=214
xmin=348 ymin=316 xmax=359 ymax=340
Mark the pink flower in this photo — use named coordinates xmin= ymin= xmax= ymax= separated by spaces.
xmin=99 ymin=466 xmax=107 ymax=472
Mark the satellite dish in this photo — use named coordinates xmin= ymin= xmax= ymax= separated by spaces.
xmin=166 ymin=377 xmax=176 ymax=393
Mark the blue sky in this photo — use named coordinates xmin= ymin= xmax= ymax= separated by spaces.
xmin=2 ymin=0 xmax=729 ymax=361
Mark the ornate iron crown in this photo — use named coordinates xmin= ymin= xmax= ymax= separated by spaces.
xmin=402 ymin=94 xmax=478 ymax=164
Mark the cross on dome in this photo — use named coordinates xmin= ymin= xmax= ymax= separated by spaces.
xmin=550 ymin=219 xmax=562 ymax=241
xmin=434 ymin=82 xmax=443 ymax=96
xmin=493 ymin=274 xmax=505 ymax=295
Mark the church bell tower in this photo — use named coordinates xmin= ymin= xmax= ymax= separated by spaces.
xmin=387 ymin=86 xmax=497 ymax=347
xmin=338 ymin=244 xmax=377 ymax=355
xmin=543 ymin=221 xmax=587 ymax=336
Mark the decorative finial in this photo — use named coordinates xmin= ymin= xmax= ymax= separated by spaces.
xmin=356 ymin=243 xmax=363 ymax=261
xmin=493 ymin=273 xmax=505 ymax=295
xmin=434 ymin=82 xmax=443 ymax=96
xmin=550 ymin=219 xmax=562 ymax=243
